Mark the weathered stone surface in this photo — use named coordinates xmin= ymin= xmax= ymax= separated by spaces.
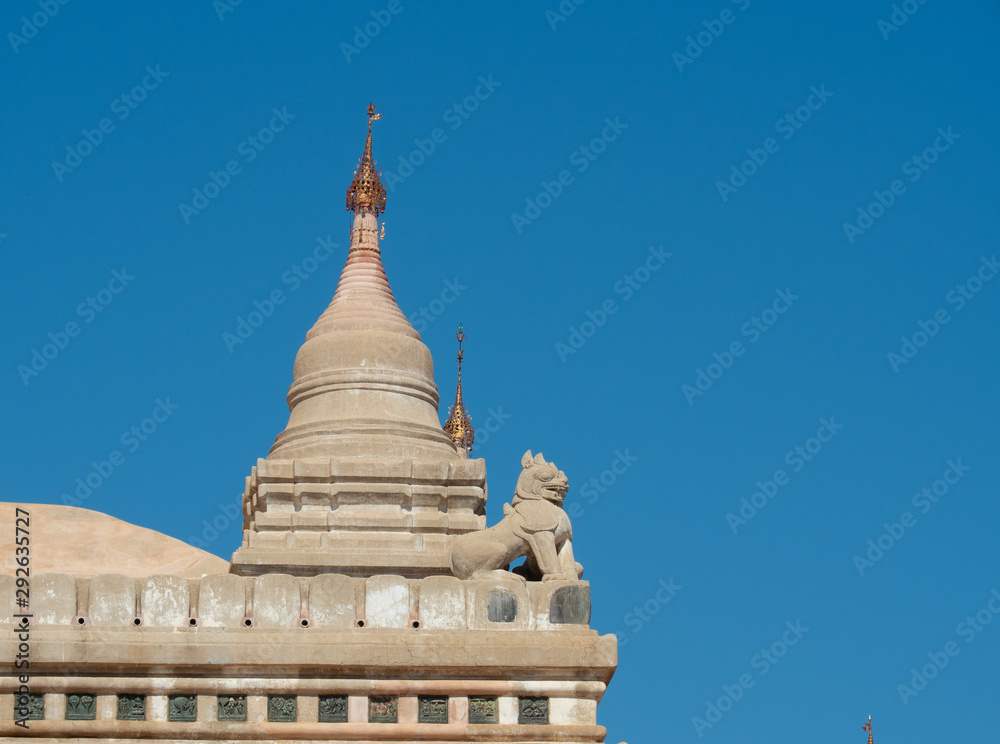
xmin=197 ymin=574 xmax=246 ymax=628
xmin=252 ymin=574 xmax=299 ymax=628
xmin=140 ymin=574 xmax=190 ymax=628
xmin=32 ymin=573 xmax=77 ymax=625
xmin=0 ymin=503 xmax=228 ymax=579
xmin=417 ymin=576 xmax=466 ymax=629
xmin=365 ymin=574 xmax=410 ymax=628
xmin=89 ymin=574 xmax=137 ymax=626
xmin=307 ymin=573 xmax=356 ymax=628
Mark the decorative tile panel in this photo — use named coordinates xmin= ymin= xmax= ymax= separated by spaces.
xmin=518 ymin=696 xmax=549 ymax=725
xmin=418 ymin=695 xmax=448 ymax=723
xmin=13 ymin=693 xmax=44 ymax=720
xmin=468 ymin=695 xmax=498 ymax=724
xmin=117 ymin=694 xmax=146 ymax=721
xmin=368 ymin=695 xmax=398 ymax=723
xmin=487 ymin=591 xmax=517 ymax=622
xmin=550 ymin=584 xmax=591 ymax=624
xmin=66 ymin=693 xmax=96 ymax=721
xmin=218 ymin=695 xmax=247 ymax=722
xmin=268 ymin=695 xmax=297 ymax=722
xmin=168 ymin=695 xmax=197 ymax=722
xmin=318 ymin=695 xmax=348 ymax=723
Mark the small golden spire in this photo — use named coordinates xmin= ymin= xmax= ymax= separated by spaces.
xmin=345 ymin=102 xmax=387 ymax=215
xmin=863 ymin=716 xmax=873 ymax=744
xmin=443 ymin=324 xmax=475 ymax=453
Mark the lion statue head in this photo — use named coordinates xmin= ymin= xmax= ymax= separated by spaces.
xmin=512 ymin=450 xmax=568 ymax=505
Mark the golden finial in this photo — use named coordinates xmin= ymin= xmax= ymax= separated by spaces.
xmin=345 ymin=102 xmax=387 ymax=215
xmin=443 ymin=323 xmax=475 ymax=453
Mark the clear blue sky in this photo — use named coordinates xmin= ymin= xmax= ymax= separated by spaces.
xmin=2 ymin=1 xmax=998 ymax=742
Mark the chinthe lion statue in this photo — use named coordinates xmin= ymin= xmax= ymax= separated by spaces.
xmin=450 ymin=450 xmax=583 ymax=582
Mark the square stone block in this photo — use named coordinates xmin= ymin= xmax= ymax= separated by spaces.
xmin=33 ymin=573 xmax=77 ymax=625
xmin=90 ymin=574 xmax=137 ymax=626
xmin=365 ymin=575 xmax=410 ymax=628
xmin=308 ymin=574 xmax=357 ymax=628
xmin=417 ymin=575 xmax=466 ymax=629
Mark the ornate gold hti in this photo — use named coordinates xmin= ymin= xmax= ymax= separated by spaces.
xmin=443 ymin=324 xmax=475 ymax=452
xmin=345 ymin=102 xmax=387 ymax=215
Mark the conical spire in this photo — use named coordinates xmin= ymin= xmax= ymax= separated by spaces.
xmin=443 ymin=324 xmax=475 ymax=454
xmin=345 ymin=102 xmax=387 ymax=215
xmin=307 ymin=103 xmax=412 ymax=339
xmin=863 ymin=716 xmax=874 ymax=744
xmin=266 ymin=104 xmax=458 ymax=461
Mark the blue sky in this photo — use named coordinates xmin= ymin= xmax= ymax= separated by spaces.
xmin=2 ymin=1 xmax=999 ymax=742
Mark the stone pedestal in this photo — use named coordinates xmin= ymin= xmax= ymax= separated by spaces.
xmin=230 ymin=456 xmax=486 ymax=577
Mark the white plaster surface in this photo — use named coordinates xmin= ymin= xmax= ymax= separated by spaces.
xmin=365 ymin=574 xmax=410 ymax=627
